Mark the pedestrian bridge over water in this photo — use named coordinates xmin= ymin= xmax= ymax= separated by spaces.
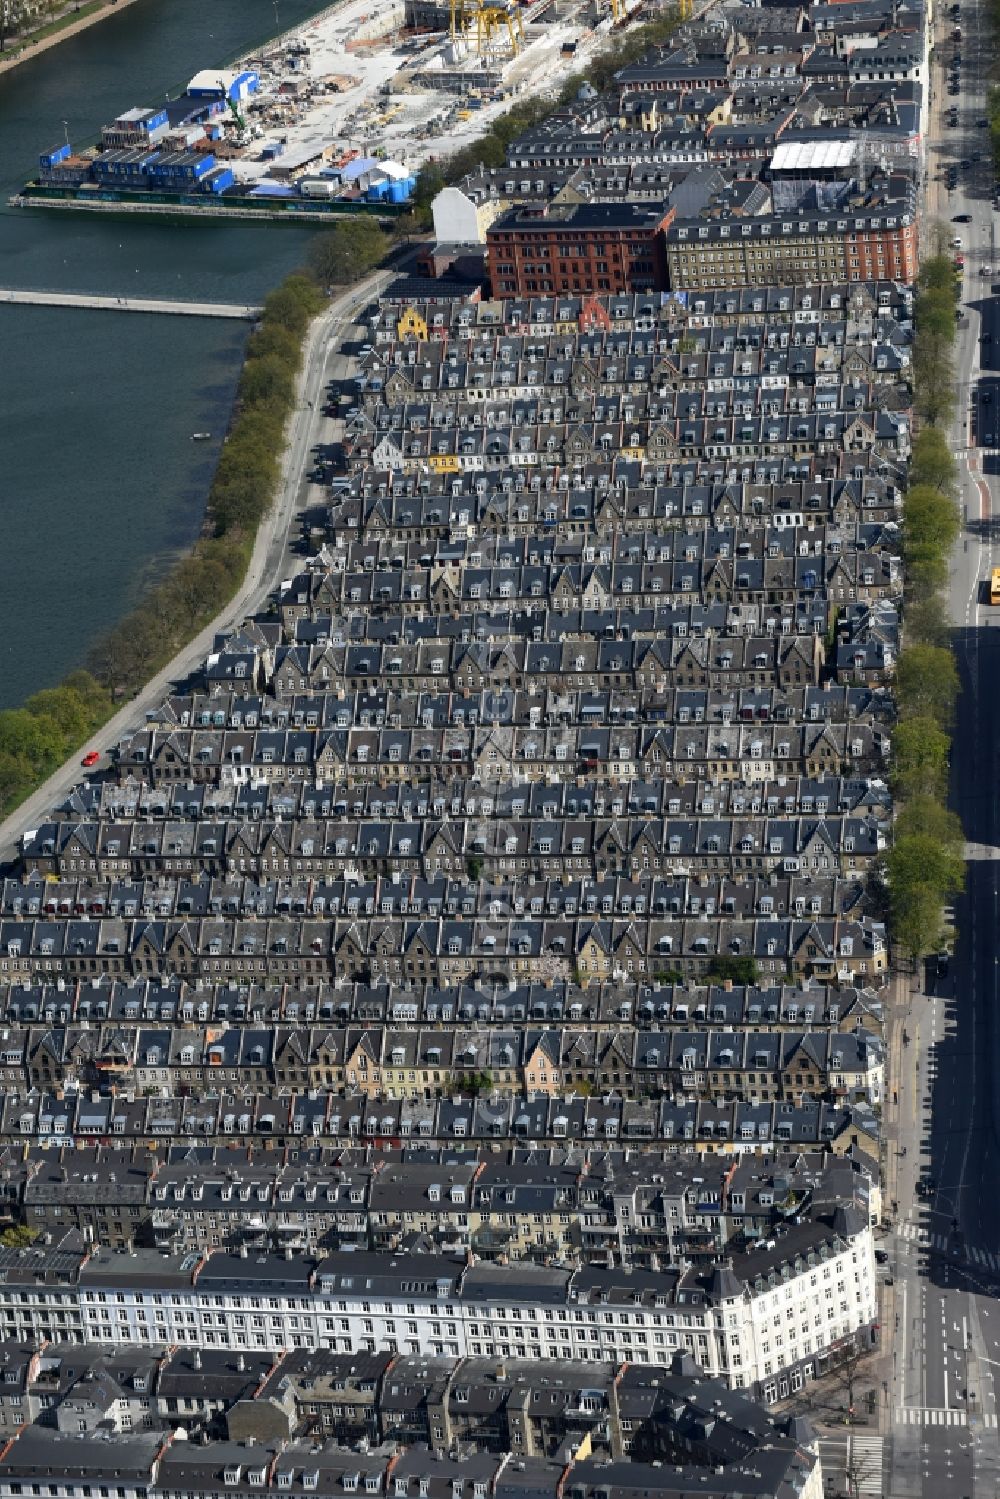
xmin=0 ymin=288 xmax=260 ymax=319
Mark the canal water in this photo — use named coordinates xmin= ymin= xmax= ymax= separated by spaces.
xmin=0 ymin=0 xmax=334 ymax=709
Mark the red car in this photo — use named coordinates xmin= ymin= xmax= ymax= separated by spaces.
xmin=80 ymin=750 xmax=100 ymax=768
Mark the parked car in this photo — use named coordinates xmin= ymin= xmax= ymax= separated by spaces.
xmin=81 ymin=751 xmax=100 ymax=768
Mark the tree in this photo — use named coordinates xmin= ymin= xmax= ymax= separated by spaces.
xmin=467 ymin=134 xmax=507 ymax=169
xmin=895 ymin=793 xmax=964 ymax=850
xmin=239 ymin=353 xmax=296 ymax=409
xmin=307 ymin=217 xmax=389 ymax=287
xmin=914 ymin=285 xmax=958 ymax=343
xmin=832 ymin=1332 xmax=867 ymax=1422
xmin=892 ymin=717 xmax=951 ymax=800
xmin=246 ymin=322 xmax=302 ymax=369
xmin=919 ymin=249 xmax=958 ymax=292
xmin=0 ymin=1226 xmax=37 ymax=1249
xmin=887 ymin=830 xmax=965 ymax=962
xmin=905 ymin=592 xmax=951 ymax=647
xmin=392 ymin=210 xmax=422 ymax=243
xmin=261 ymin=276 xmax=324 ymax=337
xmin=895 ymin=644 xmax=960 ymax=726
xmin=413 ymin=163 xmax=445 ymax=223
xmin=22 ymin=685 xmax=93 ymax=744
xmin=904 ymin=542 xmax=950 ymax=596
xmin=912 ymin=333 xmax=957 ymax=426
xmin=908 ymin=426 xmax=958 ymax=495
xmin=706 ymin=956 xmax=759 ymax=985
xmin=168 ymin=550 xmax=234 ymax=628
xmin=0 ymin=708 xmax=65 ymax=770
xmin=464 ymin=1070 xmax=493 ymax=1096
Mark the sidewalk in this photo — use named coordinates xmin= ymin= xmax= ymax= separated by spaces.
xmin=772 ymin=1339 xmax=890 ymax=1437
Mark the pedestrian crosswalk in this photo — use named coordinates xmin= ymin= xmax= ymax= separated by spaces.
xmin=898 ymin=1222 xmax=952 ymax=1253
xmin=895 ymin=1406 xmax=982 ymax=1426
xmin=848 ymin=1434 xmax=885 ymax=1495
xmin=896 ymin=1222 xmax=1000 ymax=1271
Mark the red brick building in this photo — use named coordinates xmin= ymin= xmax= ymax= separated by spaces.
xmin=845 ymin=214 xmax=918 ymax=282
xmin=486 ymin=201 xmax=675 ymax=299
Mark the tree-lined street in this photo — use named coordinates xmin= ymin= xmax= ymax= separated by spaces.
xmin=884 ymin=0 xmax=1000 ymax=1485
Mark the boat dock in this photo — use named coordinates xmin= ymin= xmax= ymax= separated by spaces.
xmin=0 ymin=288 xmax=260 ymax=319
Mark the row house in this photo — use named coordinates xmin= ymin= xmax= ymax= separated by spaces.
xmin=0 ymin=973 xmax=882 ymax=1035
xmin=6 ymin=1085 xmax=880 ymax=1163
xmin=5 ymin=1013 xmax=881 ymax=1106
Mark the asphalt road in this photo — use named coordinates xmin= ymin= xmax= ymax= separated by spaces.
xmin=886 ymin=0 xmax=1000 ymax=1489
xmin=0 ymin=264 xmax=393 ymax=868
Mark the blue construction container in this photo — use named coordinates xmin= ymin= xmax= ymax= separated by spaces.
xmin=148 ymin=150 xmax=215 ymax=182
xmin=202 ymin=167 xmax=235 ymax=194
xmin=39 ymin=144 xmax=71 ymax=169
xmin=387 ymin=178 xmax=414 ymax=203
xmin=94 ymin=147 xmax=160 ymax=180
xmin=366 ymin=182 xmax=389 ymax=203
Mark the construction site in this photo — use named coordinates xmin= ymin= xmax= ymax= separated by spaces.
xmin=17 ymin=0 xmax=687 ymax=218
xmin=228 ymin=0 xmax=651 ymax=182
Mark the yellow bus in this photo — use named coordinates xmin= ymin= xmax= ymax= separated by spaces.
xmin=991 ymin=567 xmax=1000 ymax=605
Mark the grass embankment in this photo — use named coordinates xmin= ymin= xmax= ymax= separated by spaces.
xmin=0 ymin=236 xmax=384 ymax=821
xmin=888 ymin=244 xmax=966 ymax=962
xmin=80 ymin=273 xmax=326 ymax=705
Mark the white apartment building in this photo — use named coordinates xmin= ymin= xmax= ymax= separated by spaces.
xmin=0 ymin=1207 xmax=875 ymax=1406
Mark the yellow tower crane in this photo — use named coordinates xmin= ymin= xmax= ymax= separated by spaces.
xmin=473 ymin=0 xmax=524 ymax=58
